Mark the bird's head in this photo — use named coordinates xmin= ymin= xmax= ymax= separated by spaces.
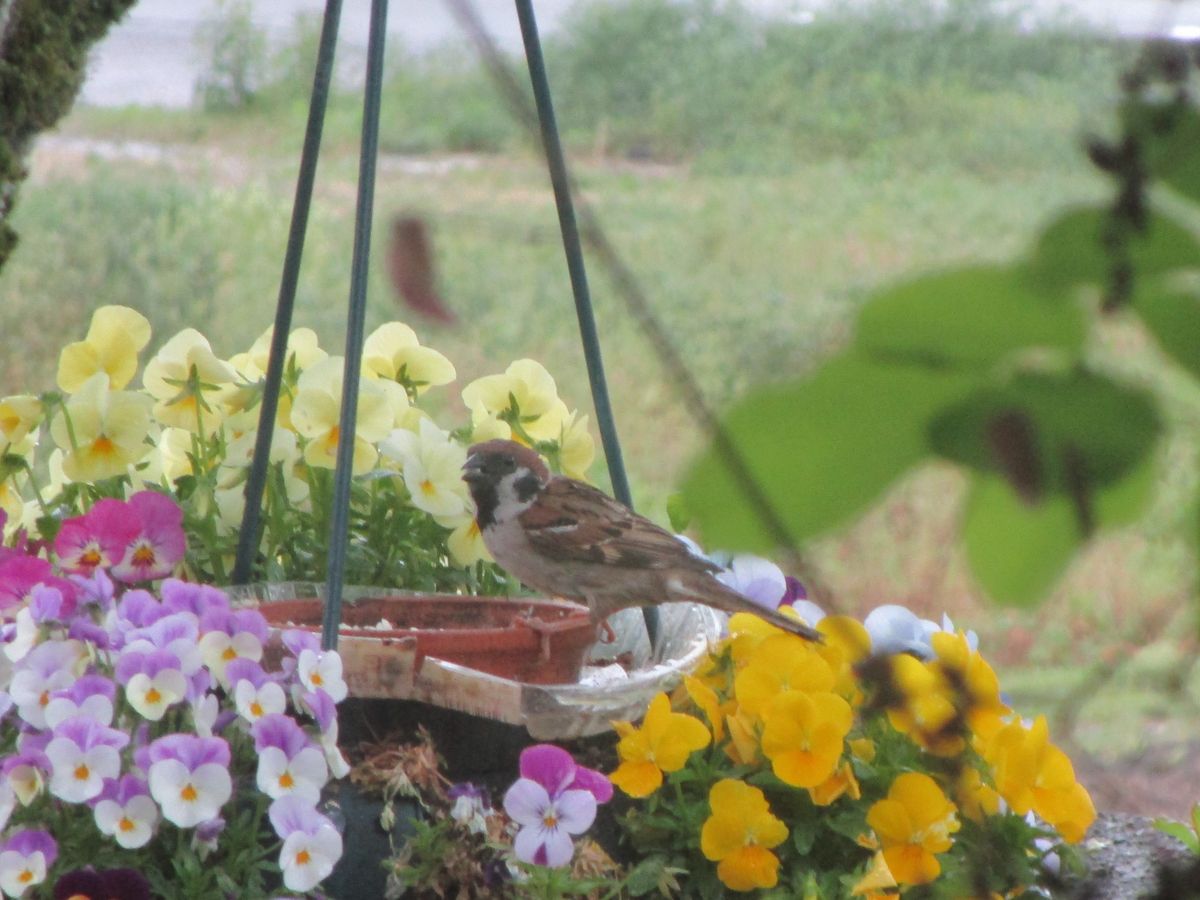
xmin=462 ymin=439 xmax=550 ymax=527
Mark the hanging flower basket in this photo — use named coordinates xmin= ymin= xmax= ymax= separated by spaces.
xmin=248 ymin=586 xmax=596 ymax=687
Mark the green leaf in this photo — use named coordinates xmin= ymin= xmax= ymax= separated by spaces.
xmin=962 ymin=473 xmax=1083 ymax=606
xmin=1132 ymin=283 xmax=1200 ymax=380
xmin=1027 ymin=206 xmax=1200 ymax=293
xmin=681 ymin=352 xmax=977 ymax=551
xmin=856 ymin=264 xmax=1085 ymax=369
xmin=665 ymin=492 xmax=692 ymax=533
xmin=929 ymin=370 xmax=1160 ymax=494
xmin=1124 ymin=99 xmax=1200 ymax=206
xmin=1153 ymin=818 xmax=1200 ymax=854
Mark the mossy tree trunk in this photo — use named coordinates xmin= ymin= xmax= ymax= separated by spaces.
xmin=0 ymin=0 xmax=137 ymax=270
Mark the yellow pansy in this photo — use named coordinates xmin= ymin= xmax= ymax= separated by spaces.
xmin=810 ymin=759 xmax=862 ymax=806
xmin=290 ymin=357 xmax=393 ymax=475
xmin=700 ymin=779 xmax=789 ymax=893
xmin=362 ymin=322 xmax=455 ymax=395
xmin=555 ymin=410 xmax=595 ymax=480
xmin=865 ymin=772 xmax=960 ymax=885
xmin=610 ymin=693 xmax=710 ymax=798
xmin=734 ymin=634 xmax=835 ymax=717
xmin=444 ymin=516 xmax=491 ymax=567
xmin=461 ymin=359 xmax=565 ymax=442
xmin=130 ymin=426 xmax=194 ymax=491
xmin=759 ymin=689 xmax=853 ymax=788
xmin=850 ymin=851 xmax=899 ymax=897
xmin=231 ymin=326 xmax=326 ymax=378
xmin=983 ymin=715 xmax=1095 ymax=843
xmin=57 ymin=305 xmax=151 ymax=392
xmin=50 ymin=373 xmax=153 ymax=482
xmin=379 ymin=418 xmax=470 ymax=519
xmin=0 ymin=395 xmax=42 ymax=449
xmin=956 ymin=766 xmax=1001 ymax=823
xmin=684 ymin=674 xmax=729 ymax=742
xmin=142 ymin=328 xmax=238 ymax=431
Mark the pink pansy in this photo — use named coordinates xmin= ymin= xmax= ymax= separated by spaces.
xmin=111 ymin=492 xmax=186 ymax=583
xmin=502 ymin=744 xmax=611 ymax=868
xmin=54 ymin=499 xmax=139 ymax=574
xmin=0 ymin=557 xmax=57 ymax=613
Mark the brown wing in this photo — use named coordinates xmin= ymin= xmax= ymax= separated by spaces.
xmin=519 ymin=478 xmax=718 ymax=573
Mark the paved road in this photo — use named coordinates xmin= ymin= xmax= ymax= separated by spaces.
xmin=81 ymin=0 xmax=1200 ymax=108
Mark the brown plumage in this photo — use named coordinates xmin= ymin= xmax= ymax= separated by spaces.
xmin=462 ymin=439 xmax=821 ymax=641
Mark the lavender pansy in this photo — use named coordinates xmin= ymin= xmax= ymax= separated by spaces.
xmin=268 ymin=796 xmax=344 ymax=893
xmin=0 ymin=829 xmax=57 ymax=898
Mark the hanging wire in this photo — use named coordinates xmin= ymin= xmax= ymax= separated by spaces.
xmin=509 ymin=0 xmax=659 ymax=648
xmin=232 ymin=0 xmax=344 ymax=586
xmin=321 ymin=0 xmax=389 ymax=651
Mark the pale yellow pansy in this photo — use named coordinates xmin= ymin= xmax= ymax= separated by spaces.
xmin=443 ymin=515 xmax=491 ymax=566
xmin=362 ymin=322 xmax=455 ymax=394
xmin=142 ymin=328 xmax=239 ymax=432
xmin=461 ymin=359 xmax=563 ymax=441
xmin=290 ymin=357 xmax=393 ymax=475
xmin=57 ymin=305 xmax=151 ymax=393
xmin=231 ymin=326 xmax=327 ymax=379
xmin=0 ymin=395 xmax=42 ymax=448
xmin=379 ymin=418 xmax=470 ymax=519
xmin=49 ymin=373 xmax=153 ymax=482
xmin=556 ymin=410 xmax=595 ymax=480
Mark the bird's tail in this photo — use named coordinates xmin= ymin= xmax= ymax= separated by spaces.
xmin=668 ymin=571 xmax=823 ymax=642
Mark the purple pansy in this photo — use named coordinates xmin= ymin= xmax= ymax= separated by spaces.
xmin=502 ymin=744 xmax=611 ymax=868
xmin=268 ymin=796 xmax=343 ymax=893
xmin=160 ymin=579 xmax=229 ymax=618
xmin=0 ymin=829 xmax=57 ymax=897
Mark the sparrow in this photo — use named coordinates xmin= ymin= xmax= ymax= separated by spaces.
xmin=461 ymin=439 xmax=822 ymax=641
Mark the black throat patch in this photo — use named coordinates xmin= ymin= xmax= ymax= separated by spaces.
xmin=468 ymin=482 xmax=500 ymax=530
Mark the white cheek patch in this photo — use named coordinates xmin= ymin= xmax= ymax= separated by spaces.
xmin=490 ymin=471 xmax=539 ymax=522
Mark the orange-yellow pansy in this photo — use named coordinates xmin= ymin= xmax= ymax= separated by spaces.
xmin=734 ymin=634 xmax=835 ymax=717
xmin=759 ymin=690 xmax=853 ymax=788
xmin=866 ymin=772 xmax=960 ymax=885
xmin=700 ymin=779 xmax=788 ymax=892
xmin=983 ymin=715 xmax=1095 ymax=843
xmin=610 ymin=693 xmax=710 ymax=798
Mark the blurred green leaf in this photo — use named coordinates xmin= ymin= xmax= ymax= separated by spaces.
xmin=682 ymin=352 xmax=977 ymax=551
xmin=962 ymin=473 xmax=1082 ymax=606
xmin=1027 ymin=206 xmax=1200 ymax=293
xmin=1092 ymin=451 xmax=1157 ymax=529
xmin=1152 ymin=818 xmax=1200 ymax=854
xmin=1132 ymin=283 xmax=1200 ymax=380
xmin=856 ymin=264 xmax=1085 ymax=369
xmin=929 ymin=370 xmax=1160 ymax=492
xmin=1123 ymin=99 xmax=1200 ymax=207
xmin=666 ymin=492 xmax=692 ymax=533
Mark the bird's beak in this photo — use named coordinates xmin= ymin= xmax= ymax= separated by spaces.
xmin=461 ymin=455 xmax=485 ymax=484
